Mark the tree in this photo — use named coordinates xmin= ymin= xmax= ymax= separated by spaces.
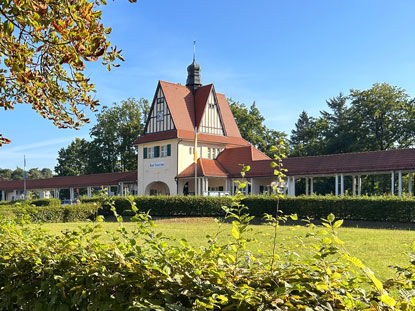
xmin=41 ymin=168 xmax=53 ymax=179
xmin=290 ymin=111 xmax=327 ymax=157
xmin=27 ymin=168 xmax=43 ymax=180
xmin=229 ymin=99 xmax=287 ymax=157
xmin=89 ymin=98 xmax=149 ymax=172
xmin=349 ymin=83 xmax=415 ymax=151
xmin=55 ymin=98 xmax=149 ymax=175
xmin=0 ymin=168 xmax=12 ymax=180
xmin=10 ymin=167 xmax=24 ymax=180
xmin=0 ymin=0 xmax=137 ymax=146
xmin=320 ymin=93 xmax=356 ymax=154
xmin=55 ymin=138 xmax=91 ymax=176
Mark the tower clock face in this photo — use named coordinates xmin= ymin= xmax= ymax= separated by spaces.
xmin=156 ymin=111 xmax=164 ymax=121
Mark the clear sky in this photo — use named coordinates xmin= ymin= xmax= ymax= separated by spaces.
xmin=1 ymin=0 xmax=415 ymax=171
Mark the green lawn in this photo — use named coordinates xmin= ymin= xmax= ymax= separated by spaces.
xmin=35 ymin=217 xmax=415 ymax=281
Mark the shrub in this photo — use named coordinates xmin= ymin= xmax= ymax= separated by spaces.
xmin=83 ymin=194 xmax=415 ymax=222
xmin=0 ymin=203 xmax=99 ymax=223
xmin=29 ymin=198 xmax=61 ymax=207
xmin=0 ymin=197 xmax=411 ymax=310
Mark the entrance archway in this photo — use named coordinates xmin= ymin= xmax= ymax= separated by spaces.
xmin=145 ymin=181 xmax=170 ymax=196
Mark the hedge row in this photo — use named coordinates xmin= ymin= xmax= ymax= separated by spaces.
xmin=0 ymin=203 xmax=99 ymax=223
xmin=0 ymin=198 xmax=61 ymax=207
xmin=82 ymin=195 xmax=415 ymax=222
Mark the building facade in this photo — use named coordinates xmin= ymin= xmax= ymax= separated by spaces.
xmin=134 ymin=60 xmax=279 ymax=196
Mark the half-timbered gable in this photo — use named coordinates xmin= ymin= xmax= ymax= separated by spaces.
xmin=144 ymin=85 xmax=175 ymax=134
xmin=198 ymin=88 xmax=224 ymax=136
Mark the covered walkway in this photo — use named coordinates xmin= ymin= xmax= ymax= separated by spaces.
xmin=0 ymin=171 xmax=138 ymax=201
xmin=283 ymin=148 xmax=415 ymax=197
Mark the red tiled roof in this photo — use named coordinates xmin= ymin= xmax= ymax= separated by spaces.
xmin=177 ymin=159 xmax=229 ymax=178
xmin=134 ymin=81 xmax=243 ymax=145
xmin=216 ymin=93 xmax=242 ymax=138
xmin=215 ymin=145 xmax=273 ymax=177
xmin=282 ymin=148 xmax=415 ymax=176
xmin=195 ymin=84 xmax=213 ymax=127
xmin=0 ymin=171 xmax=137 ymax=191
xmin=160 ymin=81 xmax=195 ymax=132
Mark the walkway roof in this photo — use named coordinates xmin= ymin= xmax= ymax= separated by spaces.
xmin=0 ymin=171 xmax=137 ymax=191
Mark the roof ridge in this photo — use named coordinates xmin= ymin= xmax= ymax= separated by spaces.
xmin=287 ymin=148 xmax=415 ymax=160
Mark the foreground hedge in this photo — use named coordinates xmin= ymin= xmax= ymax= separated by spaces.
xmin=83 ymin=195 xmax=415 ymax=222
xmin=0 ymin=197 xmax=413 ymax=310
xmin=0 ymin=203 xmax=99 ymax=223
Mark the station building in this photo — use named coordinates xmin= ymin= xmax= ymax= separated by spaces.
xmin=134 ymin=59 xmax=281 ymax=196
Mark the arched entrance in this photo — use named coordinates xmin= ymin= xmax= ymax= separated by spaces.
xmin=145 ymin=181 xmax=170 ymax=196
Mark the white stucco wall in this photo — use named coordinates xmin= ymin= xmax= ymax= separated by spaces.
xmin=137 ymin=139 xmax=179 ymax=195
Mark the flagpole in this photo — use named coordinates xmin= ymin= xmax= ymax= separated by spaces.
xmin=24 ymin=155 xmax=27 ymax=200
xmin=194 ymin=126 xmax=198 ymax=196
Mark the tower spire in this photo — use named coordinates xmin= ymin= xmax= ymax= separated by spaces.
xmin=193 ymin=40 xmax=196 ymax=62
xmin=186 ymin=41 xmax=202 ymax=94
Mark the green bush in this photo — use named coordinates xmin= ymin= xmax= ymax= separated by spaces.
xmin=0 ymin=197 xmax=413 ymax=310
xmin=82 ymin=194 xmax=415 ymax=222
xmin=0 ymin=203 xmax=99 ymax=223
xmin=29 ymin=198 xmax=61 ymax=207
xmin=0 ymin=198 xmax=61 ymax=208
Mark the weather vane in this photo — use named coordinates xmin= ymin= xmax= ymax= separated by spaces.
xmin=193 ymin=40 xmax=196 ymax=62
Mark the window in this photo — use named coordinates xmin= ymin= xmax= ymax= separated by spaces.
xmin=161 ymin=146 xmax=167 ymax=157
xmin=189 ymin=147 xmax=192 ymax=155
xmin=144 ymin=147 xmax=148 ymax=159
xmin=154 ymin=146 xmax=160 ymax=158
xmin=150 ymin=148 xmax=154 ymax=158
xmin=208 ymin=148 xmax=211 ymax=159
xmin=160 ymin=144 xmax=172 ymax=157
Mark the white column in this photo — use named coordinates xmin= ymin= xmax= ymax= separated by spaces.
xmin=87 ymin=187 xmax=92 ymax=197
xmin=39 ymin=189 xmax=44 ymax=199
xmin=1 ymin=190 xmax=5 ymax=201
xmin=119 ymin=182 xmax=124 ymax=196
xmin=70 ymin=188 xmax=74 ymax=201
xmin=287 ymin=177 xmax=291 ymax=196
xmin=305 ymin=177 xmax=309 ymax=196
xmin=54 ymin=189 xmax=59 ymax=199
xmin=352 ymin=176 xmax=356 ymax=197
xmin=250 ymin=178 xmax=254 ymax=195
xmin=340 ymin=174 xmax=344 ymax=196
xmin=335 ymin=175 xmax=339 ymax=196
xmin=358 ymin=176 xmax=362 ymax=196
xmin=409 ymin=173 xmax=413 ymax=197
xmin=198 ymin=177 xmax=202 ymax=196
xmin=391 ymin=171 xmax=395 ymax=195
xmin=398 ymin=171 xmax=402 ymax=197
xmin=292 ymin=176 xmax=296 ymax=197
xmin=310 ymin=177 xmax=314 ymax=195
xmin=205 ymin=178 xmax=209 ymax=195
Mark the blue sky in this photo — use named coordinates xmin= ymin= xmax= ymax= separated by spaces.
xmin=2 ymin=0 xmax=415 ymax=171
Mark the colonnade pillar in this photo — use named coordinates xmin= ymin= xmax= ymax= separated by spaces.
xmin=70 ymin=187 xmax=74 ymax=201
xmin=335 ymin=175 xmax=339 ymax=196
xmin=352 ymin=176 xmax=356 ymax=196
xmin=409 ymin=173 xmax=413 ymax=197
xmin=391 ymin=171 xmax=395 ymax=195
xmin=398 ymin=171 xmax=403 ymax=197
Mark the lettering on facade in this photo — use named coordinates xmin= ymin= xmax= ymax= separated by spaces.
xmin=149 ymin=162 xmax=165 ymax=168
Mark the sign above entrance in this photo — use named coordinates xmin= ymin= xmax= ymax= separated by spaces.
xmin=149 ymin=162 xmax=165 ymax=168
